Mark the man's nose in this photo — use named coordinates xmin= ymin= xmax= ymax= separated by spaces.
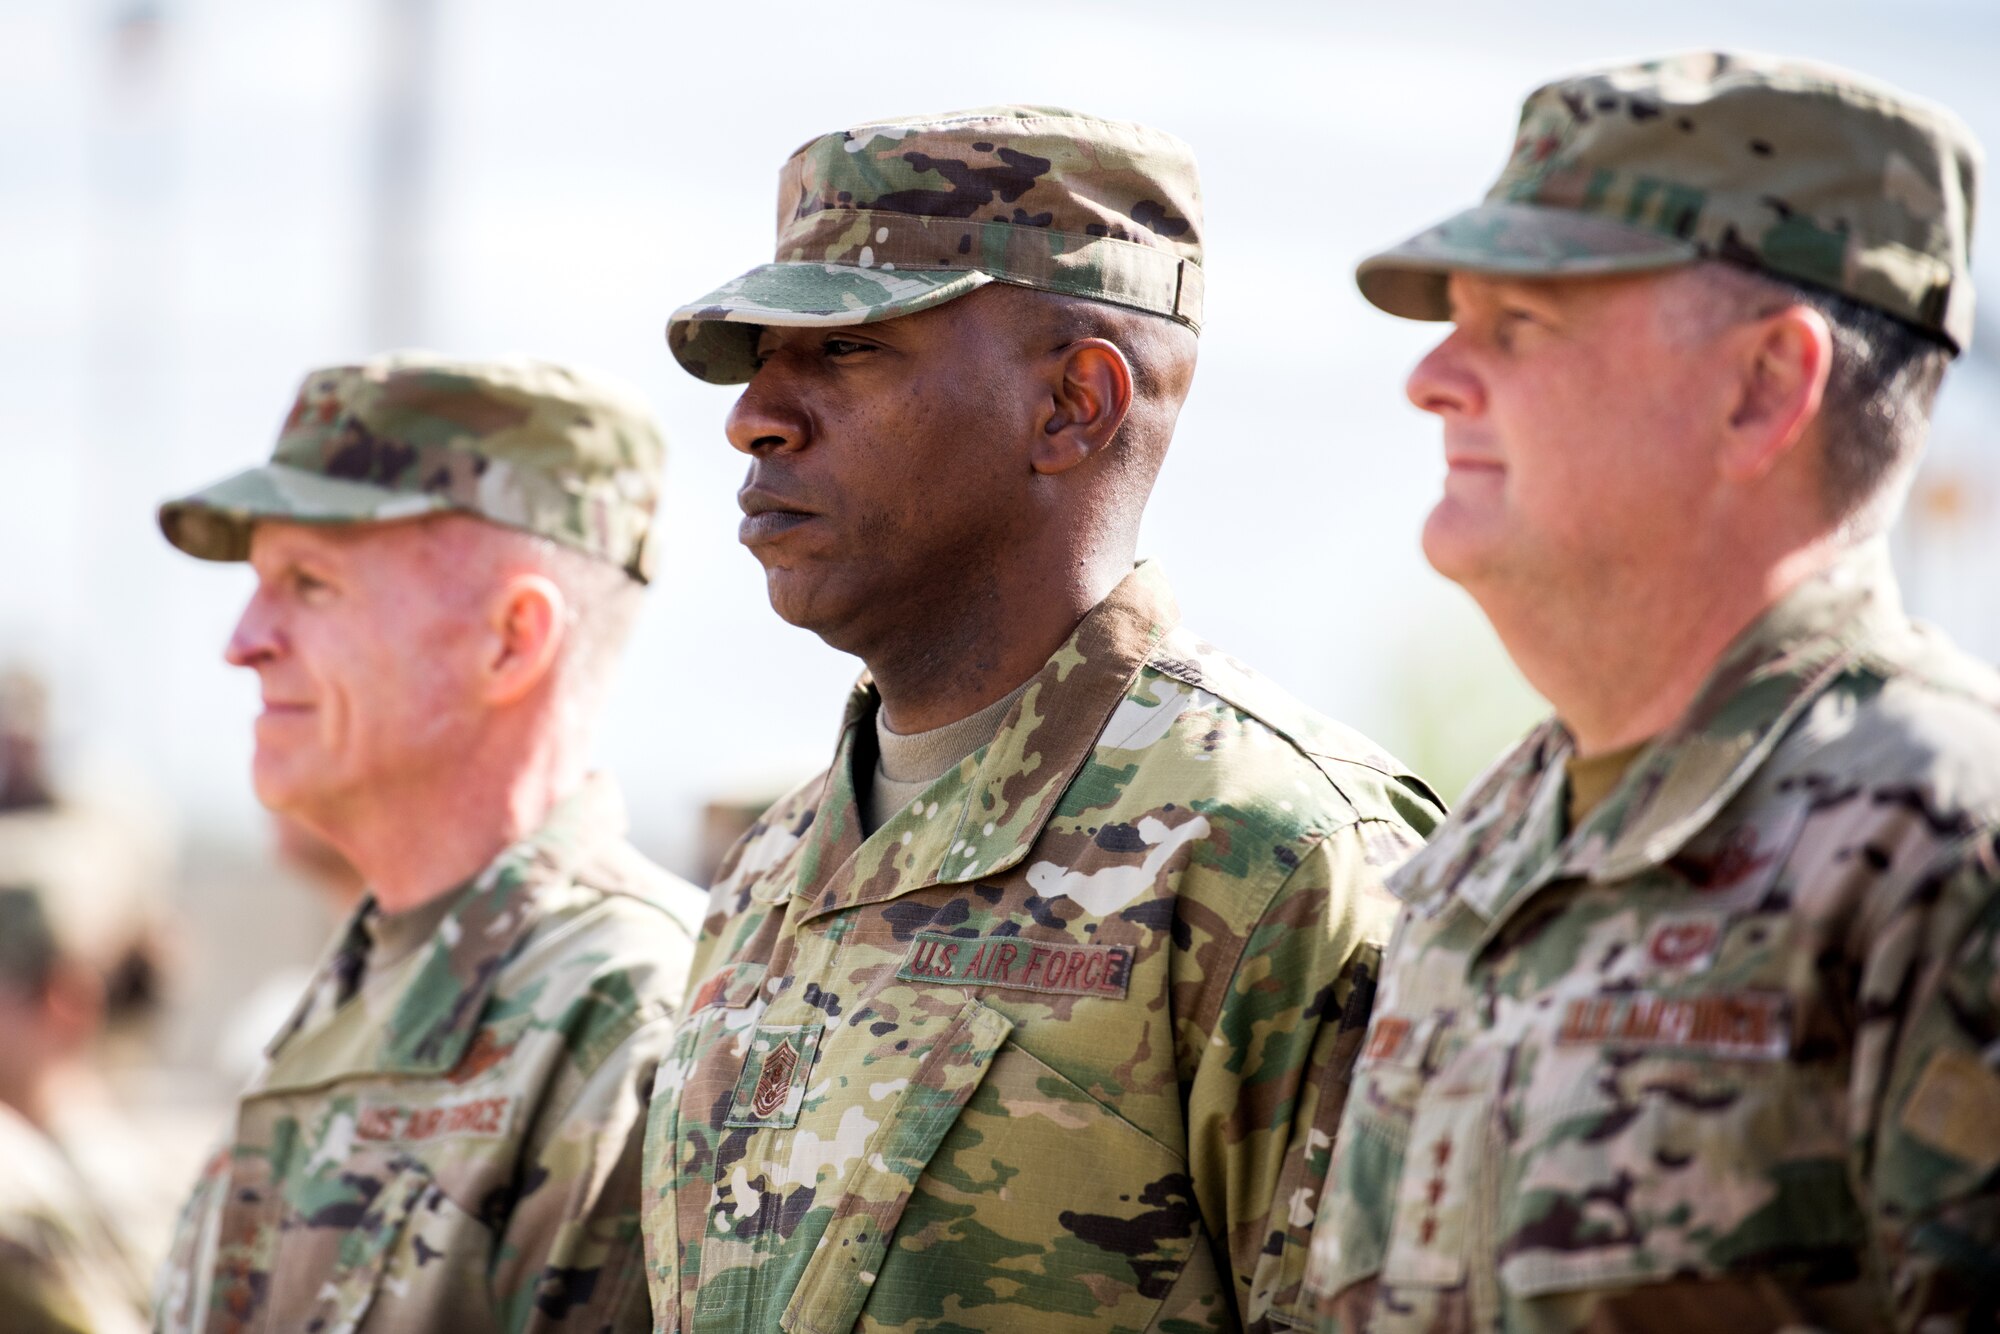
xmin=725 ymin=361 xmax=809 ymax=457
xmin=1406 ymin=330 xmax=1484 ymax=419
xmin=224 ymin=588 xmax=283 ymax=669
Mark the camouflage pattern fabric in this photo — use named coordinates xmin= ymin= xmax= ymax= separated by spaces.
xmin=154 ymin=777 xmax=694 ymax=1333
xmin=0 ymin=1104 xmax=151 ymax=1334
xmin=1305 ymin=543 xmax=2000 ymax=1332
xmin=668 ymin=106 xmax=1204 ymax=383
xmin=159 ymin=351 xmax=668 ymax=581
xmin=639 ymin=563 xmax=1445 ymax=1332
xmin=1357 ymin=51 xmax=1981 ymax=352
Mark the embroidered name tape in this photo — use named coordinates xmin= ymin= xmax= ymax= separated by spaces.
xmin=1557 ymin=990 xmax=1789 ymax=1059
xmin=897 ymin=932 xmax=1130 ymax=999
xmin=356 ymin=1093 xmax=516 ymax=1143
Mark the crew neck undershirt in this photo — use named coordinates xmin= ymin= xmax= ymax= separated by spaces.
xmin=864 ymin=679 xmax=1033 ymax=834
xmin=1563 ymin=739 xmax=1650 ymax=831
xmin=360 ymin=884 xmax=468 ymax=971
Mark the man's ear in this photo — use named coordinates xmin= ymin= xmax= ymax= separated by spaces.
xmin=483 ymin=574 xmax=567 ymax=705
xmin=1031 ymin=338 xmax=1135 ymax=476
xmin=1719 ymin=304 xmax=1833 ymax=484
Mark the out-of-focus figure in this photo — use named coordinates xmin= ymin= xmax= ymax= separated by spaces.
xmin=0 ymin=670 xmax=159 ymax=1334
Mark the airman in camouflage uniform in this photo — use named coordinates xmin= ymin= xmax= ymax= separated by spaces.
xmin=0 ymin=883 xmax=153 ymax=1334
xmin=153 ymin=354 xmax=695 ymax=1331
xmin=1308 ymin=54 xmax=2000 ymax=1331
xmin=640 ymin=107 xmax=1444 ymax=1333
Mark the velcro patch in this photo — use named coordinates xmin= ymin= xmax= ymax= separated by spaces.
xmin=1363 ymin=1015 xmax=1413 ymax=1065
xmin=356 ymin=1093 xmax=516 ymax=1143
xmin=897 ymin=932 xmax=1130 ymax=999
xmin=1643 ymin=913 xmax=1725 ymax=971
xmin=724 ymin=1024 xmax=823 ymax=1130
xmin=1899 ymin=1049 xmax=2000 ymax=1175
xmin=1557 ymin=990 xmax=1789 ymax=1059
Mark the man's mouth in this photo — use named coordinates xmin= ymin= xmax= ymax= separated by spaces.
xmin=1443 ymin=449 xmax=1504 ymax=474
xmin=738 ymin=492 xmax=818 ymax=545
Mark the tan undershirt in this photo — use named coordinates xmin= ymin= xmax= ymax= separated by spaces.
xmin=866 ymin=680 xmax=1032 ymax=834
xmin=362 ymin=883 xmax=469 ymax=970
xmin=1564 ymin=739 xmax=1650 ymax=831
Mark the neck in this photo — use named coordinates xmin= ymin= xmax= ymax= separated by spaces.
xmin=1475 ymin=536 xmax=1841 ymax=757
xmin=868 ymin=545 xmax=1131 ymax=734
xmin=301 ymin=723 xmax=584 ymax=915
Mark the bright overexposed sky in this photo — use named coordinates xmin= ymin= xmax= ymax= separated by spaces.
xmin=3 ymin=0 xmax=1997 ymax=877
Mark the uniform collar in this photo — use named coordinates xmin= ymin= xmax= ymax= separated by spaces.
xmin=1394 ymin=542 xmax=1907 ymax=928
xmin=261 ymin=774 xmax=629 ymax=1084
xmin=791 ymin=561 xmax=1178 ymax=921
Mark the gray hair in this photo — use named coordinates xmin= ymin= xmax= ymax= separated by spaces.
xmin=422 ymin=516 xmax=646 ymax=712
xmin=1689 ymin=262 xmax=1952 ymax=535
xmin=520 ymin=534 xmax=646 ymax=703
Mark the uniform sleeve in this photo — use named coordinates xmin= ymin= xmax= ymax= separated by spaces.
xmin=1183 ymin=817 xmax=1415 ymax=1333
xmin=0 ymin=1245 xmax=97 ymax=1334
xmin=493 ymin=1011 xmax=678 ymax=1334
xmin=1865 ymin=825 xmax=2000 ymax=1329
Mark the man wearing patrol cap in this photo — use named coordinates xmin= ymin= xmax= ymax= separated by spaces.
xmin=1307 ymin=53 xmax=2000 ymax=1331
xmin=152 ymin=353 xmax=694 ymax=1332
xmin=639 ymin=107 xmax=1443 ymax=1332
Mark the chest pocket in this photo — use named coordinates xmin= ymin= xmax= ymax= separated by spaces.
xmin=1302 ymin=1008 xmax=1440 ymax=1308
xmin=849 ymin=1038 xmax=1202 ymax=1334
xmin=200 ymin=1133 xmax=490 ymax=1332
xmin=775 ymin=999 xmax=1013 ymax=1333
xmin=1494 ymin=1004 xmax=1864 ymax=1300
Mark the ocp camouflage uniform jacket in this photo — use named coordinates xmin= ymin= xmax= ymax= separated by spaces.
xmin=155 ymin=777 xmax=694 ymax=1333
xmin=639 ymin=563 xmax=1444 ymax=1333
xmin=1308 ymin=543 xmax=2000 ymax=1332
xmin=0 ymin=1103 xmax=150 ymax=1334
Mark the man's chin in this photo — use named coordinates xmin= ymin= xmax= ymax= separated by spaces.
xmin=250 ymin=755 xmax=325 ymax=820
xmin=1419 ymin=500 xmax=1507 ymax=586
xmin=764 ymin=567 xmax=878 ymax=655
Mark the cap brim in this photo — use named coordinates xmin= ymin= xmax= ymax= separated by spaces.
xmin=665 ymin=263 xmax=995 ymax=384
xmin=158 ymin=462 xmax=453 ymax=561
xmin=1356 ymin=201 xmax=1702 ymax=320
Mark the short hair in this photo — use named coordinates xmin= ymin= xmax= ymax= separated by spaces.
xmin=528 ymin=536 xmax=646 ymax=697
xmin=1695 ymin=262 xmax=1952 ymax=533
xmin=996 ymin=285 xmax=1199 ymax=468
xmin=422 ymin=516 xmax=645 ymax=708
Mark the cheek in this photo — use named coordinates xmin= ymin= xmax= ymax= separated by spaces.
xmin=318 ymin=613 xmax=481 ymax=751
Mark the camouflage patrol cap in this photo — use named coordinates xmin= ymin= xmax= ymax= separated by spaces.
xmin=159 ymin=351 xmax=667 ymax=581
xmin=1358 ymin=52 xmax=1981 ymax=352
xmin=667 ymin=105 xmax=1205 ymax=384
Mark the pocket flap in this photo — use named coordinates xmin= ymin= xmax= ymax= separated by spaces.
xmin=287 ymin=1153 xmax=434 ymax=1333
xmin=780 ymin=999 xmax=1014 ymax=1334
xmin=689 ymin=960 xmax=768 ymax=1012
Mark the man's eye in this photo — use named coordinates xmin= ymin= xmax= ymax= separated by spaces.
xmin=1492 ymin=307 xmax=1543 ymax=350
xmin=823 ymin=337 xmax=873 ymax=358
xmin=292 ymin=571 xmax=330 ymax=597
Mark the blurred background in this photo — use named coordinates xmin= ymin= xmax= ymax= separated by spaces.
xmin=2 ymin=0 xmax=1997 ymax=1282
